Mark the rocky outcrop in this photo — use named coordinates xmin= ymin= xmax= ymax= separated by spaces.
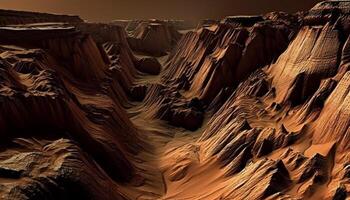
xmin=0 ymin=24 xmax=144 ymax=195
xmin=137 ymin=13 xmax=300 ymax=131
xmin=0 ymin=9 xmax=82 ymax=26
xmin=164 ymin=14 xmax=299 ymax=104
xmin=0 ymin=138 xmax=128 ymax=200
xmin=0 ymin=1 xmax=350 ymax=200
xmin=127 ymin=20 xmax=182 ymax=56
xmin=141 ymin=1 xmax=350 ymax=199
xmin=113 ymin=19 xmax=195 ymax=31
xmin=221 ymin=15 xmax=264 ymax=26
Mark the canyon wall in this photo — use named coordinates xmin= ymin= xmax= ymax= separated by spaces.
xmin=0 ymin=1 xmax=349 ymax=200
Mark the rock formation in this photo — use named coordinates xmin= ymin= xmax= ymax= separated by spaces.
xmin=0 ymin=1 xmax=349 ymax=200
xmin=127 ymin=19 xmax=183 ymax=56
xmin=0 ymin=9 xmax=82 ymax=26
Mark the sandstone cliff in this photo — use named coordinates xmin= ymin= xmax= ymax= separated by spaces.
xmin=0 ymin=1 xmax=349 ymax=200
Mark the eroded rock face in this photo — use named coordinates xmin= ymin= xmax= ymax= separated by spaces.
xmin=0 ymin=23 xmax=144 ymax=197
xmin=127 ymin=20 xmax=182 ymax=56
xmin=0 ymin=1 xmax=350 ymax=200
xmin=136 ymin=13 xmax=300 ymax=131
xmin=0 ymin=138 xmax=128 ymax=200
xmin=113 ymin=19 xmax=195 ymax=32
xmin=0 ymin=9 xmax=82 ymax=26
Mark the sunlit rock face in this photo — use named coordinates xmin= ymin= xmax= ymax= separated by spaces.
xmin=0 ymin=1 xmax=349 ymax=199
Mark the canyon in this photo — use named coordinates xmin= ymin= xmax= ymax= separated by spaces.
xmin=0 ymin=1 xmax=349 ymax=200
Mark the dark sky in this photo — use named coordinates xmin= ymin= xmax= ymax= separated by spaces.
xmin=1 ymin=0 xmax=322 ymax=22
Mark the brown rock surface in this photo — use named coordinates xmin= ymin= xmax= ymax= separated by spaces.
xmin=0 ymin=1 xmax=349 ymax=200
xmin=0 ymin=9 xmax=82 ymax=26
xmin=127 ymin=20 xmax=182 ymax=56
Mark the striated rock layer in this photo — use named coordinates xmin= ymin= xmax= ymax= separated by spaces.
xmin=0 ymin=9 xmax=82 ymax=26
xmin=127 ymin=19 xmax=183 ymax=56
xmin=0 ymin=1 xmax=349 ymax=200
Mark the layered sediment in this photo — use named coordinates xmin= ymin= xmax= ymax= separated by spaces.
xmin=127 ymin=20 xmax=182 ymax=56
xmin=0 ymin=9 xmax=82 ymax=26
xmin=0 ymin=1 xmax=349 ymax=200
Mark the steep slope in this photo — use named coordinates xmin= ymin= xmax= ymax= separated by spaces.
xmin=127 ymin=20 xmax=182 ymax=56
xmin=154 ymin=1 xmax=350 ymax=199
xmin=0 ymin=23 xmax=146 ymax=199
xmin=0 ymin=1 xmax=349 ymax=200
xmin=137 ymin=13 xmax=301 ymax=131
